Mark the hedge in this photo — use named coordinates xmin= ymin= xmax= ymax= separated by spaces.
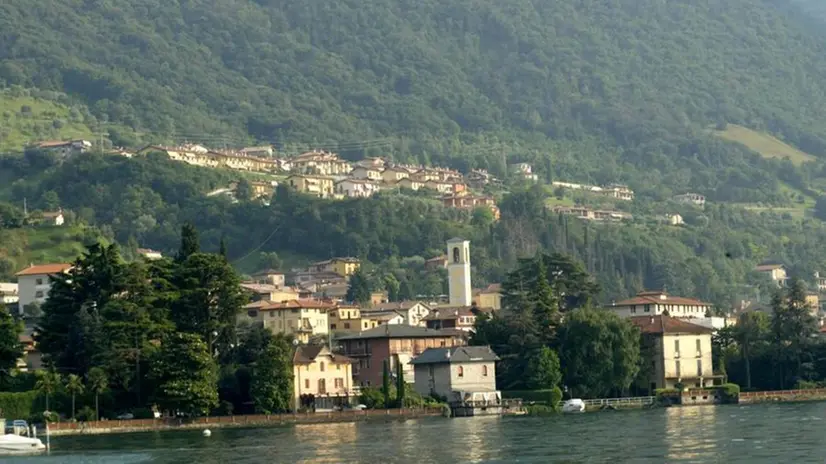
xmin=0 ymin=391 xmax=39 ymax=420
xmin=502 ymin=390 xmax=556 ymax=404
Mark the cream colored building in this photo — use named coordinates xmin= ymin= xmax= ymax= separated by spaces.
xmin=394 ymin=178 xmax=425 ymax=191
xmin=381 ymin=167 xmax=410 ymax=184
xmin=349 ymin=166 xmax=383 ymax=181
xmin=241 ymin=299 xmax=333 ymax=343
xmin=0 ymin=283 xmax=19 ymax=305
xmin=336 ymin=179 xmax=381 ymax=198
xmin=290 ymin=151 xmax=352 ymax=176
xmin=371 ymin=301 xmax=432 ymax=327
xmin=607 ymin=291 xmax=712 ymax=319
xmin=630 ymin=315 xmax=720 ymax=392
xmin=328 ymin=305 xmax=379 ymax=334
xmin=286 ymin=174 xmax=336 ymax=198
xmin=15 ymin=263 xmax=73 ymax=315
xmin=309 ymin=257 xmax=360 ymax=277
xmin=473 ymin=284 xmax=502 ymax=310
xmin=755 ymin=264 xmax=788 ymax=287
xmin=293 ymin=345 xmax=356 ymax=410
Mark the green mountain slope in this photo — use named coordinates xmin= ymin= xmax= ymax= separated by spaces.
xmin=2 ymin=0 xmax=826 ymax=193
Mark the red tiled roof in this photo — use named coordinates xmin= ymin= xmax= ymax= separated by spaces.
xmin=246 ymin=299 xmax=336 ymax=311
xmin=755 ymin=264 xmax=784 ymax=272
xmin=293 ymin=345 xmax=354 ymax=365
xmin=614 ymin=291 xmax=711 ymax=307
xmin=15 ymin=263 xmax=72 ymax=276
xmin=629 ymin=315 xmax=713 ymax=335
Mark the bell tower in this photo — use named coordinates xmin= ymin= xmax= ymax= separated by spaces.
xmin=447 ymin=238 xmax=471 ymax=306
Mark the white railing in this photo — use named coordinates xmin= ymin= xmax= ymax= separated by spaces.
xmin=580 ymin=396 xmax=655 ymax=408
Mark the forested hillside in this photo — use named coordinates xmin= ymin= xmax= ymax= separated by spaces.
xmin=6 ymin=153 xmax=826 ymax=308
xmin=3 ymin=0 xmax=826 ymax=202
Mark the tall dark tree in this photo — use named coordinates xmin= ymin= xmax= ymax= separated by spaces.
xmin=149 ymin=333 xmax=218 ymax=416
xmin=171 ymin=253 xmax=248 ymax=356
xmin=0 ymin=307 xmax=23 ymax=379
xmin=771 ymin=279 xmax=818 ymax=388
xmin=346 ymin=267 xmax=372 ymax=306
xmin=219 ymin=237 xmax=228 ymax=259
xmin=382 ymin=359 xmax=391 ymax=408
xmin=395 ymin=360 xmax=405 ymax=408
xmin=177 ymin=223 xmax=200 ymax=262
xmin=250 ymin=334 xmax=293 ymax=413
xmin=735 ymin=311 xmax=769 ymax=390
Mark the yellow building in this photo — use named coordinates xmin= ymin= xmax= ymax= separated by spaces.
xmin=473 ymin=283 xmax=502 ymax=310
xmin=630 ymin=315 xmax=722 ymax=392
xmin=242 ymin=299 xmax=334 ymax=343
xmin=293 ymin=345 xmax=356 ymax=410
xmin=286 ymin=174 xmax=336 ymax=198
xmin=309 ymin=257 xmax=360 ymax=277
xmin=328 ymin=305 xmax=381 ymax=334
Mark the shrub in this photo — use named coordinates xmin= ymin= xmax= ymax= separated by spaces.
xmin=77 ymin=406 xmax=96 ymax=422
xmin=133 ymin=408 xmax=155 ymax=419
xmin=0 ymin=391 xmax=39 ymax=419
xmin=549 ymin=386 xmax=563 ymax=412
xmin=502 ymin=390 xmax=556 ymax=404
xmin=359 ymin=387 xmax=385 ymax=409
xmin=525 ymin=404 xmax=556 ymax=415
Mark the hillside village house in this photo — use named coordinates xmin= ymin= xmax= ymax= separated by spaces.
xmin=509 ymin=163 xmax=538 ymax=181
xmin=607 ymin=290 xmax=713 ymax=319
xmin=15 ymin=263 xmax=72 ymax=315
xmin=240 ymin=283 xmax=301 ymax=303
xmin=239 ymin=146 xmax=274 ymax=158
xmin=424 ymin=255 xmax=448 ymax=270
xmin=815 ymin=271 xmax=826 ymax=292
xmin=138 ymin=145 xmax=279 ymax=173
xmin=17 ymin=333 xmax=43 ymax=372
xmin=349 ymin=166 xmax=383 ymax=181
xmin=411 ymin=346 xmax=500 ymax=405
xmin=466 ymin=169 xmax=499 ymax=189
xmin=673 ymin=193 xmax=706 ymax=206
xmin=371 ymin=301 xmax=431 ymax=327
xmin=290 ymin=151 xmax=352 ymax=176
xmin=355 ymin=157 xmax=386 ymax=170
xmin=32 ymin=139 xmax=92 ymax=157
xmin=423 ymin=306 xmax=484 ymax=332
xmin=39 ymin=210 xmax=65 ymax=226
xmin=381 ymin=166 xmax=410 ymax=184
xmin=336 ymin=179 xmax=381 ymax=198
xmin=0 ymin=283 xmax=19 ymax=306
xmin=285 ymin=174 xmax=336 ymax=198
xmin=473 ymin=284 xmax=502 ymax=310
xmin=136 ymin=248 xmax=163 ymax=260
xmin=241 ymin=299 xmax=334 ymax=343
xmin=250 ymin=269 xmax=286 ymax=287
xmin=393 ymin=177 xmax=425 ymax=191
xmin=423 ymin=179 xmax=466 ymax=195
xmin=329 ymin=305 xmax=379 ymax=334
xmin=629 ymin=315 xmax=720 ymax=392
xmin=308 ymin=257 xmax=361 ymax=277
xmin=336 ymin=326 xmax=465 ymax=387
xmin=552 ymin=206 xmax=632 ymax=222
xmin=755 ymin=263 xmax=788 ymax=287
xmin=293 ymin=345 xmax=356 ymax=410
xmin=442 ymin=193 xmax=501 ymax=220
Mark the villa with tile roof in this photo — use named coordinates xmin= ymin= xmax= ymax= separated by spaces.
xmin=14 ymin=263 xmax=73 ymax=315
xmin=607 ymin=290 xmax=713 ymax=319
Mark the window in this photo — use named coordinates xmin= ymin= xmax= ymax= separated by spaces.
xmin=35 ymin=291 xmax=44 ymax=298
xmin=674 ymin=339 xmax=680 ymax=357
xmin=320 ymin=362 xmax=325 ymax=372
xmin=630 ymin=305 xmax=636 ymax=314
xmin=697 ymin=360 xmax=703 ymax=377
xmin=696 ymin=339 xmax=702 ymax=355
xmin=458 ymin=366 xmax=464 ymax=378
xmin=331 ymin=324 xmax=337 ymax=330
xmin=644 ymin=304 xmax=651 ymax=312
xmin=344 ymin=322 xmax=351 ymax=329
xmin=676 ymin=361 xmax=681 ymax=378
xmin=335 ymin=378 xmax=343 ymax=388
xmin=482 ymin=365 xmax=488 ymax=377
xmin=440 ymin=340 xmax=446 ymax=347
xmin=453 ymin=247 xmax=460 ymax=263
xmin=318 ymin=379 xmax=326 ymax=394
xmin=269 ymin=311 xmax=275 ymax=318
xmin=291 ymin=309 xmax=300 ymax=313
xmin=35 ymin=278 xmax=43 ymax=285
xmin=366 ymin=358 xmax=371 ymax=368
xmin=247 ymin=310 xmax=258 ymax=318
xmin=305 ymin=379 xmax=310 ymax=389
xmin=337 ymin=363 xmax=341 ymax=371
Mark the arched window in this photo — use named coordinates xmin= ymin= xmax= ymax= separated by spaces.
xmin=320 ymin=361 xmax=325 ymax=372
xmin=458 ymin=366 xmax=464 ymax=378
xmin=453 ymin=247 xmax=461 ymax=263
xmin=482 ymin=365 xmax=488 ymax=377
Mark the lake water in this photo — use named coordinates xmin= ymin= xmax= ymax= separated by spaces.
xmin=8 ymin=402 xmax=826 ymax=463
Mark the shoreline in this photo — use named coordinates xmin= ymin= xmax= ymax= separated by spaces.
xmin=47 ymin=407 xmax=445 ymax=436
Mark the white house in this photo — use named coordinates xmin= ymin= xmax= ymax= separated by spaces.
xmin=40 ymin=210 xmax=65 ymax=226
xmin=371 ymin=301 xmax=431 ymax=327
xmin=509 ymin=163 xmax=538 ymax=181
xmin=136 ymin=248 xmax=163 ymax=260
xmin=673 ymin=193 xmax=706 ymax=206
xmin=349 ymin=166 xmax=383 ymax=182
xmin=335 ymin=179 xmax=381 ymax=198
xmin=14 ymin=263 xmax=73 ymax=315
xmin=607 ymin=290 xmax=713 ymax=319
xmin=0 ymin=283 xmax=19 ymax=305
xmin=410 ymin=346 xmax=500 ymax=403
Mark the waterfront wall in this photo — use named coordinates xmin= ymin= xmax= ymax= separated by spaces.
xmin=48 ymin=407 xmax=444 ymax=436
xmin=739 ymin=388 xmax=826 ymax=404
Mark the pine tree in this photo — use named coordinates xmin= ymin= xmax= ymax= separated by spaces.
xmin=346 ymin=267 xmax=372 ymax=305
xmin=219 ymin=237 xmax=228 ymax=259
xmin=395 ymin=359 xmax=405 ymax=408
xmin=177 ymin=223 xmax=200 ymax=262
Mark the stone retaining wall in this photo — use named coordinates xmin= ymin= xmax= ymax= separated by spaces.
xmin=739 ymin=388 xmax=826 ymax=404
xmin=48 ymin=407 xmax=444 ymax=436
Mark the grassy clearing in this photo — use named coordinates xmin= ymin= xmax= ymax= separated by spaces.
xmin=0 ymin=91 xmax=97 ymax=152
xmin=711 ymin=124 xmax=816 ymax=165
xmin=0 ymin=226 xmax=100 ymax=277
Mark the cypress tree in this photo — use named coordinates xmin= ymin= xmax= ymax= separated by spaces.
xmin=396 ymin=360 xmax=405 ymax=408
xmin=177 ymin=223 xmax=200 ymax=262
xmin=382 ymin=359 xmax=391 ymax=408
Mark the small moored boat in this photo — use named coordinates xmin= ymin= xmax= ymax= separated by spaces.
xmin=0 ymin=433 xmax=47 ymax=455
xmin=561 ymin=398 xmax=586 ymax=413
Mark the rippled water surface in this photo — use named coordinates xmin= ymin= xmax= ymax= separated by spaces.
xmin=9 ymin=403 xmax=826 ymax=463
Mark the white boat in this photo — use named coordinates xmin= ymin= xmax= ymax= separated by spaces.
xmin=0 ymin=434 xmax=47 ymax=455
xmin=561 ymin=398 xmax=586 ymax=413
